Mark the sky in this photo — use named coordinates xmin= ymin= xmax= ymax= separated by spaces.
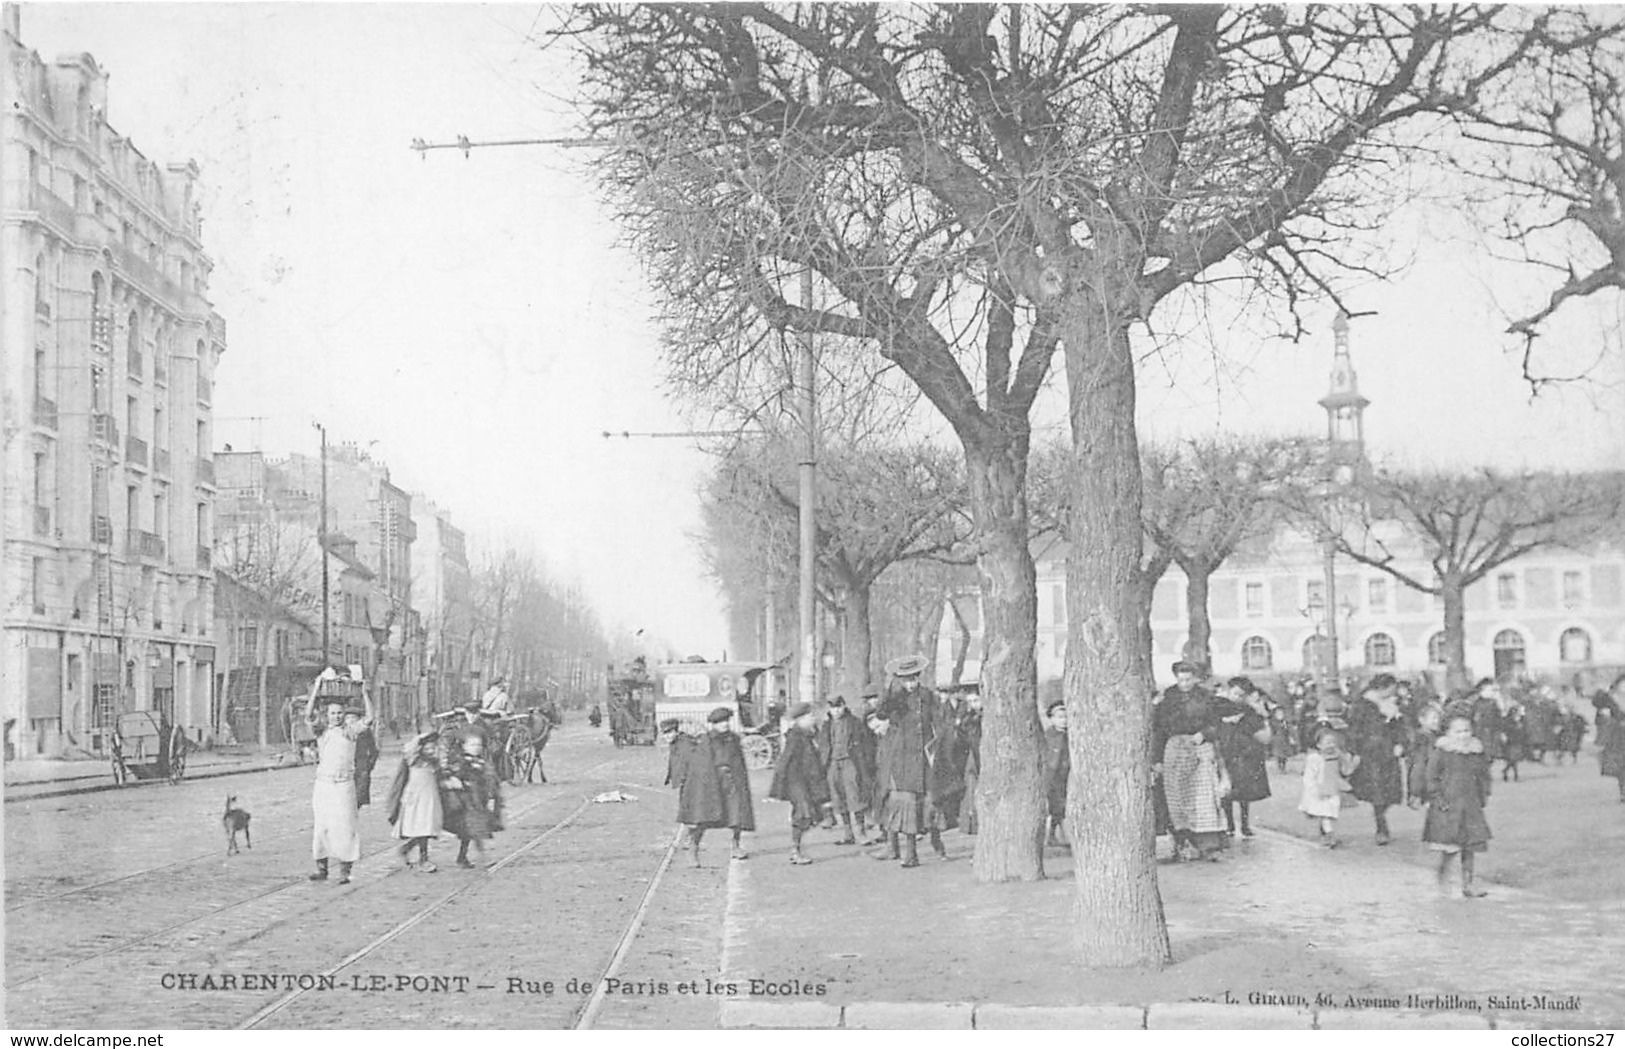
xmin=17 ymin=3 xmax=1625 ymax=656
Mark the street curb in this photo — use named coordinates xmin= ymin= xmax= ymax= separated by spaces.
xmin=1147 ymin=1003 xmax=1314 ymax=1029
xmin=714 ymin=999 xmax=1520 ymax=1029
xmin=975 ymin=1004 xmax=1146 ymax=1029
xmin=4 ymin=759 xmax=298 ymax=802
xmin=844 ymin=1002 xmax=975 ymax=1029
xmin=1315 ymin=1009 xmax=1493 ymax=1029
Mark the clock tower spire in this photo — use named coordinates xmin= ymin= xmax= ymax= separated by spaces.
xmin=1317 ymin=312 xmax=1370 ymax=482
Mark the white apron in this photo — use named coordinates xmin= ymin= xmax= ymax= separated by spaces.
xmin=311 ymin=723 xmax=364 ymax=862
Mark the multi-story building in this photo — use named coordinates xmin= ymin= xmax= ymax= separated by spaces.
xmin=411 ymin=494 xmax=473 ymax=711
xmin=3 ymin=10 xmax=224 ymax=757
xmin=274 ymin=444 xmax=419 ymax=722
xmin=939 ymin=319 xmax=1625 ymax=694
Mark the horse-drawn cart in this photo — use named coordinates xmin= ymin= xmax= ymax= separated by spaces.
xmin=109 ymin=711 xmax=189 ymax=786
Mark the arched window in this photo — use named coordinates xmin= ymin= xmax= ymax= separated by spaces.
xmin=1427 ymin=632 xmax=1448 ymax=665
xmin=1492 ymin=629 xmax=1526 ymax=679
xmin=1560 ymin=627 xmax=1592 ymax=665
xmin=1241 ymin=636 xmax=1273 ymax=671
xmin=1364 ymin=632 xmax=1396 ymax=667
xmin=1301 ymin=634 xmax=1331 ymax=671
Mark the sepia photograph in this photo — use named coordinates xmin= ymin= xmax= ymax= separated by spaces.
xmin=3 ymin=2 xmax=1623 ymax=1034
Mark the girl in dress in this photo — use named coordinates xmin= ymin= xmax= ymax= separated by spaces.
xmin=1299 ymin=729 xmax=1359 ymax=848
xmin=387 ymin=731 xmax=443 ymax=872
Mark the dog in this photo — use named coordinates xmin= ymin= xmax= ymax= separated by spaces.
xmin=223 ymin=794 xmax=252 ymax=855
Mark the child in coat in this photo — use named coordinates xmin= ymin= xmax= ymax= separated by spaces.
xmin=386 ymin=731 xmax=443 ymax=872
xmin=1424 ymin=716 xmax=1493 ymax=897
xmin=444 ymin=733 xmax=502 ymax=869
xmin=768 ymin=703 xmax=830 ymax=865
xmin=1298 ymin=729 xmax=1360 ymax=848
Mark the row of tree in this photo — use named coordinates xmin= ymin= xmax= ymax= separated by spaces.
xmin=555 ymin=4 xmax=1625 ymax=967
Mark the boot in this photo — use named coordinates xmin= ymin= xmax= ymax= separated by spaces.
xmin=457 ymin=841 xmax=474 ymax=869
xmin=930 ymin=828 xmax=946 ymax=859
xmin=900 ymin=833 xmax=920 ymax=868
xmin=689 ymin=828 xmax=704 ymax=868
xmin=871 ymin=832 xmax=900 ymax=861
xmin=836 ymin=815 xmax=856 ymax=845
xmin=1461 ymin=852 xmax=1487 ymax=897
xmin=337 ymin=861 xmax=353 ymax=885
xmin=308 ymin=858 xmax=329 ymax=881
xmin=1374 ymin=809 xmax=1391 ymax=846
xmin=1436 ymin=853 xmax=1454 ymax=889
xmin=1240 ymin=804 xmax=1254 ymax=838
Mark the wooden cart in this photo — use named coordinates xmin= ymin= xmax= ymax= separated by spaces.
xmin=109 ymin=711 xmax=189 ymax=786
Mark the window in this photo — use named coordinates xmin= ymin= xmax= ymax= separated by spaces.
xmin=1244 ymin=582 xmax=1264 ymax=617
xmin=1306 ymin=579 xmax=1325 ymax=609
xmin=31 ymin=558 xmax=46 ymax=614
xmin=1302 ymin=634 xmax=1331 ymax=671
xmin=1241 ymin=636 xmax=1273 ymax=670
xmin=1562 ymin=570 xmax=1584 ymax=609
xmin=1492 ymin=629 xmax=1526 ymax=679
xmin=1364 ymin=632 xmax=1396 ymax=667
xmin=1367 ymin=578 xmax=1389 ymax=614
xmin=1051 ymin=583 xmax=1064 ymax=628
xmin=237 ymin=625 xmax=258 ymax=660
xmin=1427 ymin=632 xmax=1448 ymax=665
xmin=1560 ymin=627 xmax=1593 ymax=664
xmin=1496 ymin=572 xmax=1518 ymax=609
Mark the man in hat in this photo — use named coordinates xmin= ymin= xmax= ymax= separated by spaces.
xmin=303 ymin=668 xmax=375 ymax=884
xmin=675 ymin=706 xmax=756 ymax=867
xmin=659 ymin=718 xmax=692 ymax=790
xmin=955 ymin=687 xmax=984 ymax=835
xmin=1042 ymin=697 xmax=1070 ymax=847
xmin=769 ymin=703 xmax=829 ymax=864
xmin=817 ymin=696 xmax=875 ymax=846
xmin=1348 ymin=673 xmax=1407 ymax=845
xmin=871 ymin=654 xmax=958 ymax=867
xmin=1153 ymin=660 xmax=1227 ymax=862
xmin=480 ymin=676 xmax=514 ymax=717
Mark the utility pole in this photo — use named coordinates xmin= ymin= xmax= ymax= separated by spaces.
xmin=797 ymin=266 xmax=818 ymax=707
xmin=315 ymin=422 xmax=330 ymax=669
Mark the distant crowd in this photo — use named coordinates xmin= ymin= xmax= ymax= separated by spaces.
xmin=659 ymin=657 xmax=1625 ymax=901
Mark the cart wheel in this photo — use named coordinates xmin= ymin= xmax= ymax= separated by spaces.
xmin=742 ymin=734 xmax=774 ymax=771
xmin=504 ymin=726 xmax=534 ymax=784
xmin=167 ymin=726 xmax=189 ymax=785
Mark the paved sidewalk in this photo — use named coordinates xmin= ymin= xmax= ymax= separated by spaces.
xmin=715 ymin=787 xmax=1623 ymax=1029
xmin=4 ymin=745 xmax=294 ymax=787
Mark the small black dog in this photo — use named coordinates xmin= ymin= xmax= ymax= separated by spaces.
xmin=224 ymin=794 xmax=252 ymax=855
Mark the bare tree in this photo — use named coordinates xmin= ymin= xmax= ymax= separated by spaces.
xmin=556 ymin=3 xmax=1581 ymax=966
xmin=1321 ymin=467 xmax=1624 ymax=692
xmin=1454 ymin=14 xmax=1625 ymax=379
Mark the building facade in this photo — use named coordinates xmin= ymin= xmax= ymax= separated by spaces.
xmin=410 ymin=494 xmax=473 ymax=711
xmin=3 ymin=11 xmax=224 ymax=757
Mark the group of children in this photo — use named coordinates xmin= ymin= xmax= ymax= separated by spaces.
xmin=1298 ymin=711 xmax=1492 ymax=896
xmin=382 ymin=721 xmax=504 ymax=872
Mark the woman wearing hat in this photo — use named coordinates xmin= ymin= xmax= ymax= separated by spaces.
xmin=303 ymin=669 xmax=375 ymax=884
xmin=676 ymin=707 xmax=756 ymax=866
xmin=871 ymin=655 xmax=957 ymax=867
xmin=1153 ymin=661 xmax=1227 ymax=862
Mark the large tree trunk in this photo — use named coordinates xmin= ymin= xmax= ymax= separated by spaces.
xmin=1182 ymin=563 xmax=1213 ymax=669
xmin=1442 ymin=576 xmax=1469 ymax=694
xmin=965 ymin=440 xmax=1047 ymax=884
xmin=1061 ymin=293 xmax=1171 ymax=969
xmin=839 ymin=580 xmax=873 ymax=703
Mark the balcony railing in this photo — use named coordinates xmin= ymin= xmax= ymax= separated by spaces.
xmin=11 ymin=182 xmax=77 ymax=233
xmin=109 ymin=242 xmax=186 ymax=304
xmin=91 ymin=311 xmax=113 ymax=351
xmin=125 ymin=435 xmax=149 ymax=467
xmin=34 ymin=395 xmax=57 ymax=430
xmin=91 ymin=413 xmax=119 ymax=445
xmin=196 ymin=458 xmax=215 ymax=486
xmin=154 ymin=448 xmax=171 ymax=475
xmin=197 ymin=376 xmax=213 ymax=404
xmin=197 ymin=545 xmax=212 ymax=571
xmin=34 ymin=506 xmax=51 ymax=536
xmin=92 ymin=515 xmax=113 ymax=545
xmin=126 ymin=529 xmax=165 ymax=561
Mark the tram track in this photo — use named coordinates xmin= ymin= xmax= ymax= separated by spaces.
xmin=5 ymin=758 xmax=622 ymax=993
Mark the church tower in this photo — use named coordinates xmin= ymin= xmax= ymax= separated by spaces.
xmin=1317 ymin=312 xmax=1370 ymax=484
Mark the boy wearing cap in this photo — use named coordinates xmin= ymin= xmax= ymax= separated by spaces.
xmin=769 ymin=703 xmax=829 ymax=864
xmin=1043 ymin=698 xmax=1071 ymax=847
xmin=303 ymin=669 xmax=375 ymax=884
xmin=818 ymin=696 xmax=875 ymax=845
xmin=676 ymin=707 xmax=756 ymax=867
